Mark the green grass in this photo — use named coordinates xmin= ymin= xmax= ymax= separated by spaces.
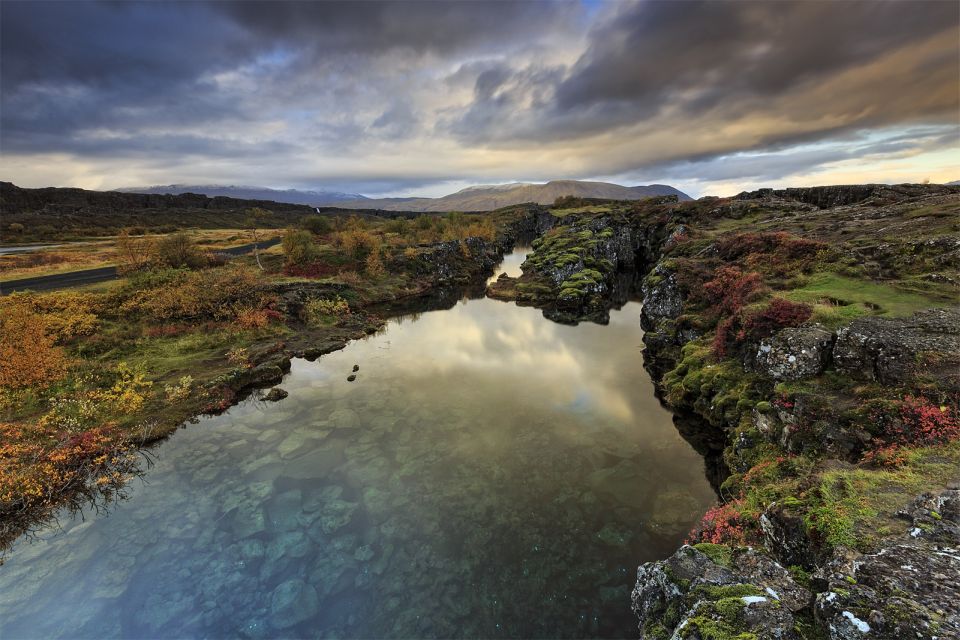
xmin=549 ymin=205 xmax=611 ymax=217
xmin=782 ymin=272 xmax=943 ymax=319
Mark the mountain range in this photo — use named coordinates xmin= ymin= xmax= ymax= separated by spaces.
xmin=116 ymin=184 xmax=366 ymax=206
xmin=118 ymin=180 xmax=691 ymax=212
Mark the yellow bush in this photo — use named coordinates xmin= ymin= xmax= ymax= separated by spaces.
xmin=0 ymin=305 xmax=68 ymax=390
xmin=120 ymin=264 xmax=260 ymax=321
xmin=365 ymin=250 xmax=386 ymax=277
xmin=5 ymin=291 xmax=103 ymax=342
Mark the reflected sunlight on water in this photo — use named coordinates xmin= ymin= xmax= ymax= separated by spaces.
xmin=0 ymin=249 xmax=715 ymax=639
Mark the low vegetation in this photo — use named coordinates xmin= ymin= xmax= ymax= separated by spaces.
xmin=0 ymin=205 xmax=525 ymax=555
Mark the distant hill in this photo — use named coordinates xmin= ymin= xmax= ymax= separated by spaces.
xmin=336 ymin=180 xmax=691 ymax=211
xmin=117 ymin=184 xmax=366 ymax=207
xmin=945 ymin=180 xmax=960 ymax=186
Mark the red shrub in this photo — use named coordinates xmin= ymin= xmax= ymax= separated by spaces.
xmin=862 ymin=443 xmax=909 ymax=468
xmin=703 ymin=266 xmax=764 ymax=315
xmin=717 ymin=232 xmax=826 ymax=262
xmin=687 ymin=499 xmax=749 ymax=545
xmin=737 ymin=298 xmax=812 ymax=342
xmin=887 ymin=396 xmax=960 ymax=444
xmin=144 ymin=323 xmax=191 ymax=338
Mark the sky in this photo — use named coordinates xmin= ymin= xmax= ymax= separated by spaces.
xmin=1 ymin=0 xmax=958 ymax=198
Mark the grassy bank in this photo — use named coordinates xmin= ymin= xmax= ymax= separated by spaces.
xmin=0 ymin=207 xmax=525 ymax=556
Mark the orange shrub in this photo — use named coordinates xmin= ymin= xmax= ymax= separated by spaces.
xmin=120 ymin=264 xmax=260 ymax=321
xmin=6 ymin=291 xmax=103 ymax=342
xmin=0 ymin=305 xmax=68 ymax=390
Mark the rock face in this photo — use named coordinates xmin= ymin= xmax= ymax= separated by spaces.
xmin=632 ymin=545 xmax=810 ymax=639
xmin=833 ymin=308 xmax=960 ymax=389
xmin=813 ymin=488 xmax=960 ymax=640
xmin=641 ymin=263 xmax=684 ymax=324
xmin=753 ymin=325 xmax=834 ymax=381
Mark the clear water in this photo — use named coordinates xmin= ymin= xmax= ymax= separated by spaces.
xmin=0 ymin=249 xmax=716 ymax=639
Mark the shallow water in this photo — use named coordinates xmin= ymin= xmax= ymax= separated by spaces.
xmin=0 ymin=249 xmax=716 ymax=639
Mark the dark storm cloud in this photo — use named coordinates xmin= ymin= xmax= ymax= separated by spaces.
xmin=0 ymin=0 xmax=957 ymax=191
xmin=450 ymin=0 xmax=959 ymax=147
xmin=214 ymin=1 xmax=579 ymax=56
xmin=0 ymin=0 xmax=579 ymax=156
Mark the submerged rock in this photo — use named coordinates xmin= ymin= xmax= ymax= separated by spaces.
xmin=263 ymin=387 xmax=288 ymax=402
xmin=269 ymin=579 xmax=319 ymax=629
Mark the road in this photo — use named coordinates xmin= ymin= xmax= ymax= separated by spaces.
xmin=0 ymin=237 xmax=280 ymax=295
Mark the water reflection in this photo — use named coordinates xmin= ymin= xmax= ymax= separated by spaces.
xmin=0 ymin=251 xmax=715 ymax=639
xmin=485 ymin=243 xmax=530 ymax=284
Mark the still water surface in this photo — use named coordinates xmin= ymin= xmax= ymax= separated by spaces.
xmin=0 ymin=249 xmax=715 ymax=639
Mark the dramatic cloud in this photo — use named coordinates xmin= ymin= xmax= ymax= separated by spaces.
xmin=1 ymin=0 xmax=957 ymax=196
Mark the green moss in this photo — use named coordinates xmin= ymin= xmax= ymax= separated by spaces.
xmin=693 ymin=543 xmax=733 ymax=568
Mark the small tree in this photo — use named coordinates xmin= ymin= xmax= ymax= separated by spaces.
xmin=365 ymin=248 xmax=386 ymax=277
xmin=302 ymin=214 xmax=332 ymax=235
xmin=245 ymin=207 xmax=272 ymax=270
xmin=155 ymin=232 xmax=203 ymax=269
xmin=115 ymin=228 xmax=155 ymax=274
xmin=282 ymin=229 xmax=318 ymax=266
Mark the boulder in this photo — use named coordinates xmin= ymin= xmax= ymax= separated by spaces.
xmin=813 ymin=488 xmax=960 ymax=639
xmin=632 ymin=545 xmax=810 ymax=639
xmin=263 ymin=387 xmax=288 ymax=402
xmin=753 ymin=325 xmax=834 ymax=381
xmin=833 ymin=308 xmax=960 ymax=389
xmin=269 ymin=579 xmax=319 ymax=629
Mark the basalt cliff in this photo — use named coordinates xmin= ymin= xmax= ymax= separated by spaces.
xmin=488 ymin=184 xmax=960 ymax=639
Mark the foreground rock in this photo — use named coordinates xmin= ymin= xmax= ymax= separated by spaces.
xmin=632 ymin=544 xmax=810 ymax=639
xmin=812 ymin=488 xmax=960 ymax=640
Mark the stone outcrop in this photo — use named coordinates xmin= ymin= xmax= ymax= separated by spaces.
xmin=753 ymin=324 xmax=835 ymax=381
xmin=833 ymin=308 xmax=960 ymax=389
xmin=632 ymin=544 xmax=811 ymax=639
xmin=812 ymin=487 xmax=960 ymax=639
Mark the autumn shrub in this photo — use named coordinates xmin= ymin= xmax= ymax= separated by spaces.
xmin=283 ymin=261 xmax=338 ymax=278
xmin=119 ymin=264 xmax=260 ymax=321
xmin=155 ymin=232 xmax=206 ymax=269
xmin=226 ymin=346 xmax=252 ymax=368
xmin=0 ymin=420 xmax=137 ymax=511
xmin=703 ymin=266 xmax=765 ymax=316
xmin=716 ymin=232 xmax=829 ymax=275
xmin=889 ymin=396 xmax=960 ymax=444
xmin=0 ymin=304 xmax=68 ymax=390
xmin=144 ymin=323 xmax=192 ymax=338
xmin=302 ymin=214 xmax=332 ymax=235
xmin=164 ymin=376 xmax=193 ymax=402
xmin=365 ymin=249 xmax=386 ymax=277
xmin=233 ymin=306 xmax=281 ymax=330
xmin=738 ymin=299 xmax=813 ymax=342
xmin=862 ymin=443 xmax=909 ymax=468
xmin=6 ymin=291 xmax=104 ymax=342
xmin=687 ymin=499 xmax=748 ymax=545
xmin=303 ymin=296 xmax=350 ymax=326
xmin=282 ymin=228 xmax=319 ymax=266
xmin=337 ymin=229 xmax=380 ymax=258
